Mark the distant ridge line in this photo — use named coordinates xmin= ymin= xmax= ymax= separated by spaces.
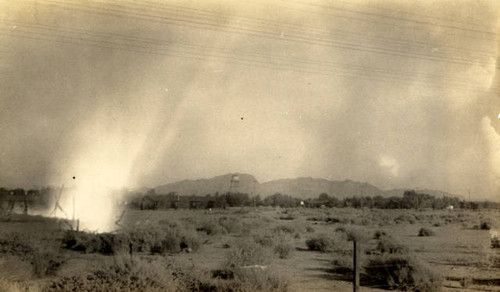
xmin=153 ymin=173 xmax=458 ymax=200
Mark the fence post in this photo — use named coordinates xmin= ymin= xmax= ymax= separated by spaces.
xmin=353 ymin=240 xmax=360 ymax=292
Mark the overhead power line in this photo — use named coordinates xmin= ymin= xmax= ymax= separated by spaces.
xmin=288 ymin=0 xmax=497 ymax=37
xmin=41 ymin=0 xmax=498 ymax=70
xmin=1 ymin=20 xmax=498 ymax=94
xmin=330 ymin=0 xmax=495 ymax=31
xmin=123 ymin=0 xmax=496 ymax=57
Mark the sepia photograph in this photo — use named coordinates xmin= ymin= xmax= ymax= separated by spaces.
xmin=0 ymin=0 xmax=499 ymax=291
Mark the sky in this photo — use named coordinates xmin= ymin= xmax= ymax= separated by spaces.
xmin=1 ymin=0 xmax=499 ymax=201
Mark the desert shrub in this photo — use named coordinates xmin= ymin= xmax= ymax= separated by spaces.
xmin=376 ymin=235 xmax=409 ymax=254
xmin=326 ymin=217 xmax=342 ymax=223
xmin=198 ymin=217 xmax=243 ymax=235
xmin=147 ymin=228 xmax=201 ymax=254
xmin=307 ymin=216 xmax=342 ymax=223
xmin=364 ymin=254 xmax=442 ymax=291
xmin=198 ymin=219 xmax=227 ymax=236
xmin=491 ymin=236 xmax=500 ymax=249
xmin=274 ymin=241 xmax=294 ymax=259
xmin=0 ymin=233 xmax=34 ymax=257
xmin=394 ymin=214 xmax=416 ymax=224
xmin=345 ymin=227 xmax=371 ymax=242
xmin=63 ymin=225 xmax=201 ymax=255
xmin=158 ymin=219 xmax=182 ymax=229
xmin=480 ymin=220 xmax=492 ymax=230
xmin=373 ymin=230 xmax=386 ymax=239
xmin=279 ymin=214 xmax=296 ymax=220
xmin=179 ymin=267 xmax=289 ymax=292
xmin=306 ymin=235 xmax=334 ymax=252
xmin=229 ymin=267 xmax=289 ymax=292
xmin=0 ymin=232 xmax=65 ymax=278
xmin=306 ymin=226 xmax=315 ymax=233
xmin=62 ymin=231 xmax=126 ymax=255
xmin=173 ymin=268 xmax=219 ymax=292
xmin=233 ymin=208 xmax=249 ymax=215
xmin=215 ymin=242 xmax=289 ymax=292
xmin=307 ymin=217 xmax=323 ymax=222
xmin=335 ymin=226 xmax=347 ymax=233
xmin=125 ymin=228 xmax=157 ymax=253
xmin=31 ymin=249 xmax=66 ymax=277
xmin=219 ymin=216 xmax=243 ymax=234
xmin=331 ymin=255 xmax=354 ymax=273
xmin=180 ymin=230 xmax=202 ymax=252
xmin=152 ymin=231 xmax=181 ymax=254
xmin=0 ymin=279 xmax=29 ymax=292
xmin=253 ymin=234 xmax=274 ymax=247
xmin=353 ymin=218 xmax=369 ymax=225
xmin=272 ymin=225 xmax=295 ymax=234
xmin=224 ymin=241 xmax=270 ymax=269
xmin=45 ymin=255 xmax=177 ymax=291
xmin=418 ymin=228 xmax=435 ymax=237
xmin=460 ymin=276 xmax=473 ymax=288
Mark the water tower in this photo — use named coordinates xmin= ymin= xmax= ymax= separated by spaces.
xmin=229 ymin=174 xmax=240 ymax=192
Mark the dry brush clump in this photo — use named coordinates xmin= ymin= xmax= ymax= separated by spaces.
xmin=224 ymin=241 xmax=271 ymax=269
xmin=0 ymin=231 xmax=66 ymax=278
xmin=480 ymin=219 xmax=493 ymax=230
xmin=362 ymin=234 xmax=442 ymax=291
xmin=305 ymin=235 xmax=333 ymax=252
xmin=305 ymin=232 xmax=349 ymax=252
xmin=252 ymin=226 xmax=296 ymax=259
xmin=272 ymin=235 xmax=295 ymax=259
xmin=62 ymin=223 xmax=201 ymax=255
xmin=197 ymin=216 xmax=243 ymax=235
xmin=272 ymin=224 xmax=295 ymax=235
xmin=394 ymin=214 xmax=416 ymax=224
xmin=418 ymin=227 xmax=435 ymax=237
xmin=363 ymin=254 xmax=442 ymax=291
xmin=44 ymin=255 xmax=178 ymax=292
xmin=215 ymin=241 xmax=289 ymax=291
xmin=492 ymin=235 xmax=500 ymax=249
xmin=253 ymin=234 xmax=274 ymax=247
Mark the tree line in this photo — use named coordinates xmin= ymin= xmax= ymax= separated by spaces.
xmin=1 ymin=186 xmax=498 ymax=211
xmin=127 ymin=189 xmax=499 ymax=210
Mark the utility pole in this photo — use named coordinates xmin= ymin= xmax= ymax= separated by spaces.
xmin=353 ymin=241 xmax=360 ymax=292
xmin=253 ymin=180 xmax=257 ymax=208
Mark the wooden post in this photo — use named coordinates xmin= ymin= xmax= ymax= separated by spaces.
xmin=353 ymin=241 xmax=360 ymax=292
xmin=72 ymin=195 xmax=75 ymax=221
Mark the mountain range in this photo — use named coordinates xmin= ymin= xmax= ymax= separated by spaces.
xmin=154 ymin=173 xmax=458 ymax=199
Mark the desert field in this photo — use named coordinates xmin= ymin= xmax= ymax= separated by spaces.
xmin=0 ymin=207 xmax=499 ymax=292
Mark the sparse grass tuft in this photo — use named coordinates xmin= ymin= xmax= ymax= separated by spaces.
xmin=272 ymin=225 xmax=295 ymax=234
xmin=274 ymin=240 xmax=294 ymax=259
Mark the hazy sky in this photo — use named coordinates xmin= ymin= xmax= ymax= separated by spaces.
xmin=1 ymin=0 xmax=499 ymax=200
